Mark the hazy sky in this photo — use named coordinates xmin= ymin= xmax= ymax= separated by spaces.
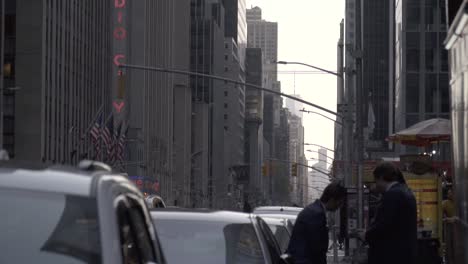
xmin=247 ymin=0 xmax=345 ymax=163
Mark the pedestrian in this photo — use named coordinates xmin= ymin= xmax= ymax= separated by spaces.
xmin=287 ymin=182 xmax=346 ymax=264
xmin=364 ymin=162 xmax=417 ymax=264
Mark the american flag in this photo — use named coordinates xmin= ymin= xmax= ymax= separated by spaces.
xmin=90 ymin=113 xmax=103 ymax=157
xmin=116 ymin=124 xmax=128 ymax=165
xmin=103 ymin=115 xmax=114 ymax=160
xmin=110 ymin=123 xmax=122 ymax=165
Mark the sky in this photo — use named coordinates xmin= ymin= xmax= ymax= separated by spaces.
xmin=247 ymin=0 xmax=345 ymax=164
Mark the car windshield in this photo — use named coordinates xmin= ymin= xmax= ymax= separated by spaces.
xmin=0 ymin=189 xmax=101 ymax=264
xmin=154 ymin=218 xmax=265 ymax=264
xmin=267 ymin=224 xmax=290 ymax=253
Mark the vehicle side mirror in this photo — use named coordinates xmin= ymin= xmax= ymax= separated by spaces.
xmin=281 ymin=253 xmax=293 ymax=264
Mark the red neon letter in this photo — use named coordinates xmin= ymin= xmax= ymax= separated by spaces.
xmin=118 ymin=11 xmax=123 ymax=24
xmin=113 ymin=101 xmax=125 ymax=113
xmin=113 ymin=54 xmax=125 ymax=66
xmin=114 ymin=27 xmax=127 ymax=40
xmin=115 ymin=0 xmax=126 ymax=8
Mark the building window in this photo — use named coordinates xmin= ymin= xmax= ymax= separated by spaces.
xmin=406 ymin=73 xmax=419 ymax=113
xmin=440 ymin=75 xmax=450 ymax=112
xmin=224 ymin=103 xmax=228 ymax=108
xmin=425 ymin=49 xmax=436 ymax=72
xmin=425 ymin=74 xmax=437 ymax=112
xmin=224 ymin=67 xmax=229 ymax=72
xmin=224 ymin=114 xmax=228 ymax=120
xmin=406 ymin=49 xmax=419 ymax=72
xmin=441 ymin=50 xmax=449 ymax=72
xmin=407 ymin=4 xmax=420 ymax=30
xmin=224 ymin=91 xmax=228 ymax=96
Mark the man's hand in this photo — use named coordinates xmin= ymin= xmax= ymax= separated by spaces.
xmin=444 ymin=216 xmax=459 ymax=223
xmin=349 ymin=229 xmax=366 ymax=241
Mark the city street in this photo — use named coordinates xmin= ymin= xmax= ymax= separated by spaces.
xmin=1 ymin=0 xmax=468 ymax=263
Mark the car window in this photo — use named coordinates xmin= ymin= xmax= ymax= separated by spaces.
xmin=0 ymin=189 xmax=101 ymax=264
xmin=128 ymin=206 xmax=157 ymax=262
xmin=117 ymin=202 xmax=143 ymax=264
xmin=154 ymin=218 xmax=264 ymax=264
xmin=117 ymin=200 xmax=157 ymax=264
xmin=267 ymin=224 xmax=290 ymax=253
xmin=256 ymin=217 xmax=283 ymax=263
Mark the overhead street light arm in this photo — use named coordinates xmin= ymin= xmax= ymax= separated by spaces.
xmin=304 ymin=143 xmax=335 ymax=153
xmin=119 ymin=64 xmax=340 ymax=117
xmin=306 ymin=150 xmax=334 ymax=160
xmin=300 ymin=108 xmax=343 ymax=125
xmin=276 ymin=61 xmax=342 ymax=78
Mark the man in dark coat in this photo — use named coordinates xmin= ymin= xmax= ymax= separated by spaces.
xmin=365 ymin=162 xmax=417 ymax=264
xmin=287 ymin=182 xmax=346 ymax=264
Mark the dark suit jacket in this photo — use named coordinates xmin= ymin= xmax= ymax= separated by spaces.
xmin=366 ymin=183 xmax=417 ymax=264
xmin=287 ymin=200 xmax=328 ymax=264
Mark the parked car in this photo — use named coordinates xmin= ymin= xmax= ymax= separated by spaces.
xmin=260 ymin=217 xmax=293 ymax=253
xmin=253 ymin=206 xmax=303 ymax=225
xmin=151 ymin=209 xmax=289 ymax=264
xmin=0 ymin=160 xmax=165 ymax=264
xmin=145 ymin=194 xmax=166 ymax=209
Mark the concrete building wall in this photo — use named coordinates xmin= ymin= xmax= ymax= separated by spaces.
xmin=15 ymin=0 xmax=112 ymax=163
xmin=190 ymin=0 xmax=226 ymax=207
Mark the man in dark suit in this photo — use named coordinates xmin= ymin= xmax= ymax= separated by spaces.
xmin=364 ymin=162 xmax=417 ymax=264
xmin=287 ymin=182 xmax=347 ymax=264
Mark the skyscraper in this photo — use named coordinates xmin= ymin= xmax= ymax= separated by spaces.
xmin=247 ymin=6 xmax=279 ymax=155
xmin=15 ymin=0 xmax=113 ymax=163
xmin=245 ymin=47 xmax=265 ymax=204
xmin=124 ymin=0 xmax=191 ymax=205
xmin=190 ymin=0 xmax=226 ymax=208
xmin=218 ymin=0 xmax=248 ymax=208
xmin=394 ymin=0 xmax=450 ymax=154
xmin=286 ymin=95 xmax=304 ymax=119
xmin=362 ymin=0 xmax=393 ymax=155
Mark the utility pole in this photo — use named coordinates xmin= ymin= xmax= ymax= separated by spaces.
xmin=356 ymin=0 xmax=365 ymax=234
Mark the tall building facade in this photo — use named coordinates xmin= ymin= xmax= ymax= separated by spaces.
xmin=286 ymin=95 xmax=304 ymax=119
xmin=288 ymin=112 xmax=306 ymax=205
xmin=247 ymin=6 xmax=286 ymax=204
xmin=362 ymin=0 xmax=393 ymax=155
xmin=190 ymin=0 xmax=226 ymax=208
xmin=394 ymin=0 xmax=450 ymax=153
xmin=308 ymin=149 xmax=330 ymax=202
xmin=14 ymin=0 xmax=112 ymax=163
xmin=218 ymin=0 xmax=248 ymax=208
xmin=0 ymin=0 xmax=16 ymax=157
xmin=124 ymin=0 xmax=191 ymax=206
xmin=245 ymin=47 xmax=265 ymax=204
xmin=247 ymin=6 xmax=279 ymax=147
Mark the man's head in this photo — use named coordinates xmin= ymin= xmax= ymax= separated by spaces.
xmin=373 ymin=162 xmax=399 ymax=193
xmin=320 ymin=182 xmax=347 ymax=211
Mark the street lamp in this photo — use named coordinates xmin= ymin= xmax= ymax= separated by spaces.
xmin=300 ymin=108 xmax=343 ymax=125
xmin=306 ymin=150 xmax=334 ymax=161
xmin=276 ymin=61 xmax=342 ymax=78
xmin=304 ymin=143 xmax=335 ymax=153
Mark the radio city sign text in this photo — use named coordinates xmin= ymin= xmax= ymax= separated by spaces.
xmin=113 ymin=0 xmax=126 ymax=113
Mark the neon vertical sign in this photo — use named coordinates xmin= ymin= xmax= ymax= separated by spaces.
xmin=113 ymin=0 xmax=127 ymax=113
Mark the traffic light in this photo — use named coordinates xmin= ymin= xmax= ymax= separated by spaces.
xmin=291 ymin=162 xmax=298 ymax=177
